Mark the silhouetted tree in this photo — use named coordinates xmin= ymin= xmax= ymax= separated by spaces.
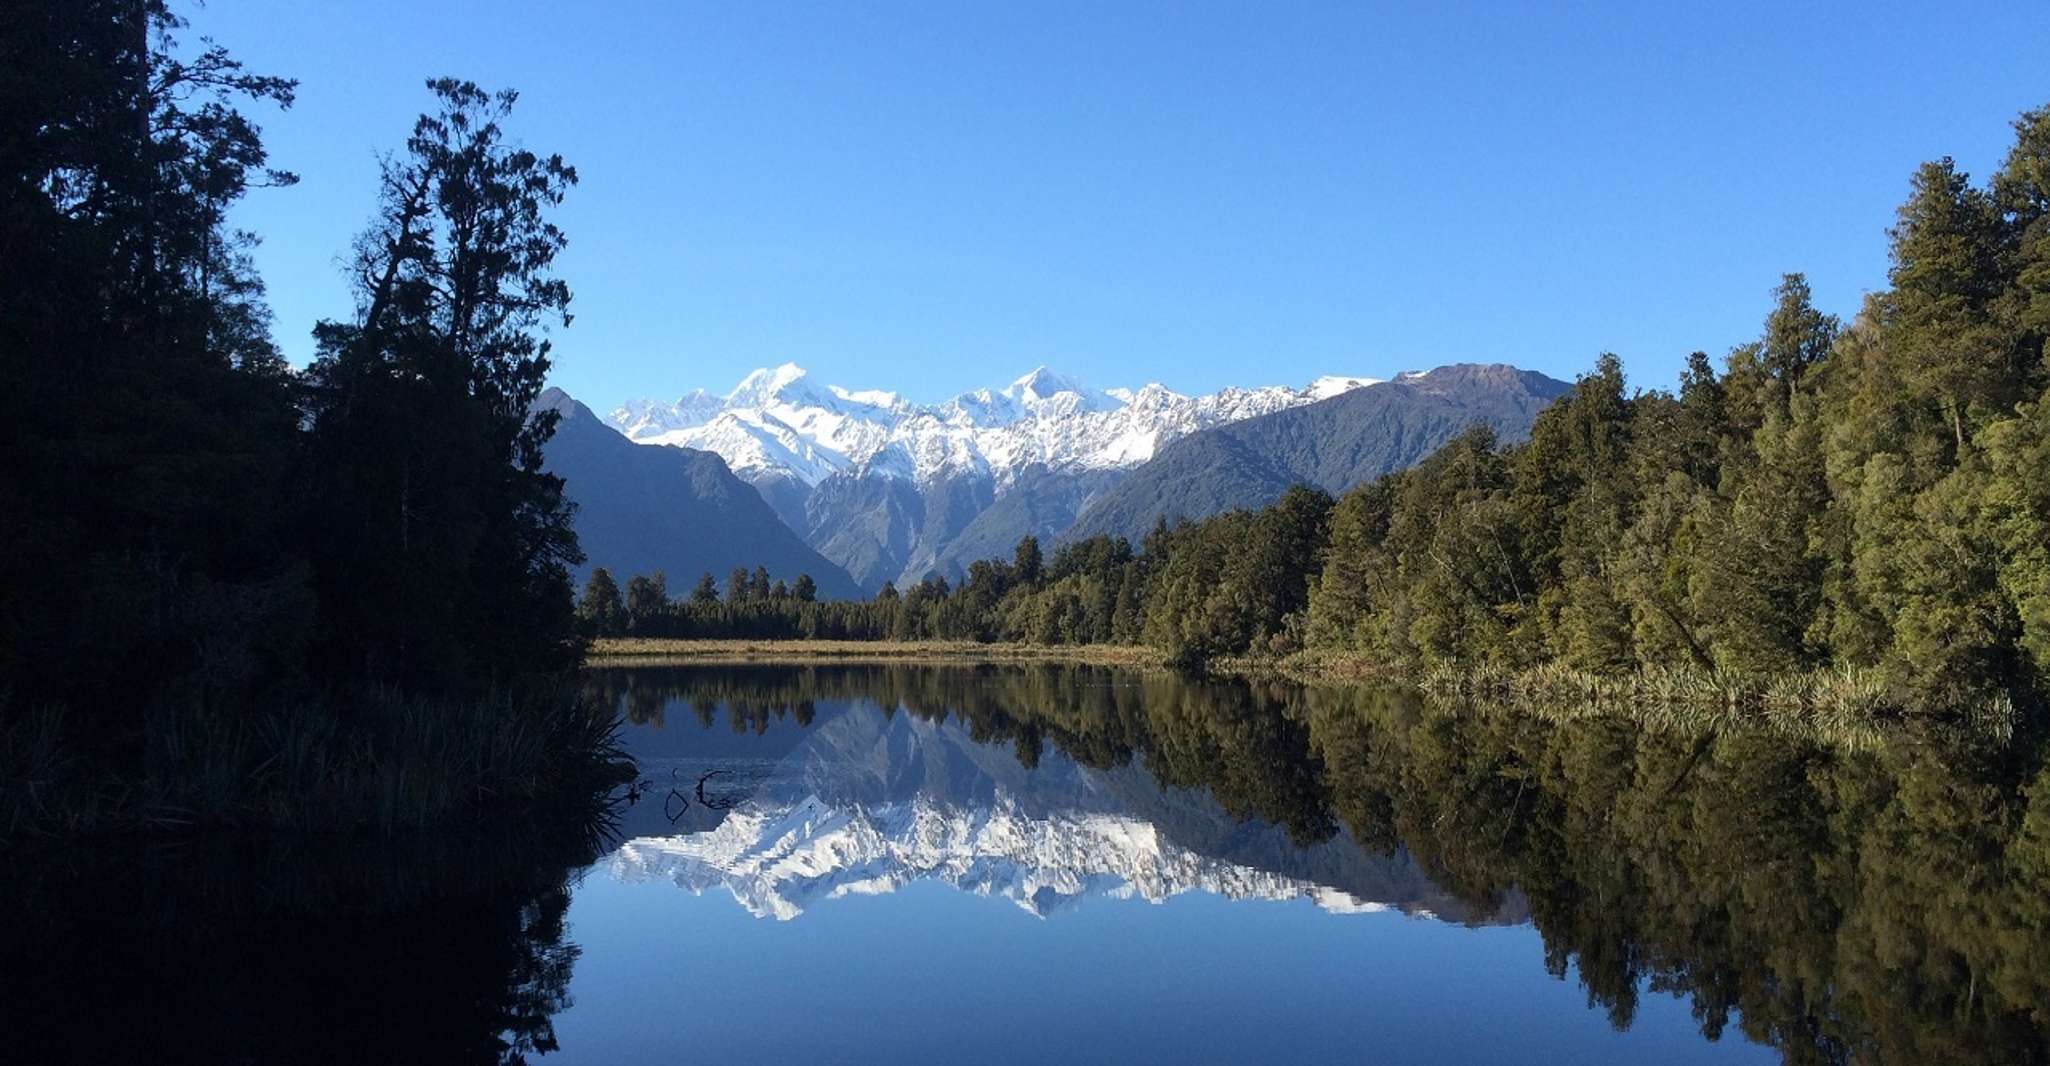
xmin=300 ymin=77 xmax=581 ymax=692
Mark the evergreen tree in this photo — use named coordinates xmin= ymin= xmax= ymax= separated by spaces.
xmin=624 ymin=572 xmax=668 ymax=632
xmin=1888 ymin=158 xmax=2011 ymax=451
xmin=1111 ymin=566 xmax=1144 ymax=643
xmin=577 ymin=568 xmax=624 ymax=636
xmin=1305 ymin=484 xmax=1389 ymax=650
xmin=301 ymin=78 xmax=581 ymax=692
xmin=1993 ymin=106 xmax=2050 ymax=370
xmin=1013 ymin=535 xmax=1044 ymax=588
xmin=1694 ymin=411 xmax=1828 ymax=671
xmin=1725 ymin=275 xmax=1839 ymax=431
xmin=1519 ymin=354 xmax=1634 ymax=667
xmin=691 ymin=571 xmax=719 ymax=604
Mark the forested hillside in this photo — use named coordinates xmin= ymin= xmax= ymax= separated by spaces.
xmin=1064 ymin=364 xmax=1569 ymax=544
xmin=601 ymin=103 xmax=2050 ymax=706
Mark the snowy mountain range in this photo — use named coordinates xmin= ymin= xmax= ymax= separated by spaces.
xmin=550 ymin=360 xmax=1569 ymax=592
xmin=600 ymin=691 xmax=1506 ymax=924
xmin=604 ymin=364 xmax=1381 ymax=588
xmin=610 ymin=792 xmax=1400 ymax=921
xmin=610 ymin=363 xmax=1379 ymax=493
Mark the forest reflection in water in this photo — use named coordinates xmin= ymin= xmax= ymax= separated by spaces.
xmin=587 ymin=662 xmax=2050 ymax=1064
xmin=7 ymin=662 xmax=2049 ymax=1065
xmin=3 ymin=811 xmax=613 ymax=1066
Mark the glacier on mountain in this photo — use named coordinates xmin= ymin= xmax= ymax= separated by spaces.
xmin=596 ymin=682 xmax=1517 ymax=925
xmin=609 ymin=363 xmax=1380 ymax=490
xmin=609 ymin=789 xmax=1399 ymax=921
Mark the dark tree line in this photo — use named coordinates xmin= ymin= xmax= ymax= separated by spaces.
xmin=1 ymin=2 xmax=590 ymax=813
xmin=663 ymin=104 xmax=2050 ymax=706
xmin=576 ymin=565 xmax=828 ymax=638
xmin=581 ymin=533 xmax=1154 ymax=642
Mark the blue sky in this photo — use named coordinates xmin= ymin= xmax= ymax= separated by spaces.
xmin=199 ymin=0 xmax=2050 ymax=407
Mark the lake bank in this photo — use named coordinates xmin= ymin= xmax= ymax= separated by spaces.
xmin=586 ymin=639 xmax=2026 ymax=740
xmin=1 ymin=688 xmax=631 ymax=840
xmin=585 ymin=637 xmax=1170 ymax=669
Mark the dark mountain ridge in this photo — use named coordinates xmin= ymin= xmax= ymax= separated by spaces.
xmin=537 ymin=388 xmax=863 ymax=598
xmin=1064 ymin=364 xmax=1571 ymax=544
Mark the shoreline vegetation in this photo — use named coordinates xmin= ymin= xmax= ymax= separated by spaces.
xmin=10 ymin=3 xmax=2050 ymax=844
xmin=2 ymin=10 xmax=613 ymax=841
xmin=1 ymin=689 xmax=631 ymax=840
xmin=578 ymin=103 xmax=2050 ymax=733
xmin=587 ymin=639 xmax=2022 ymax=742
xmin=586 ymin=637 xmax=1168 ymax=667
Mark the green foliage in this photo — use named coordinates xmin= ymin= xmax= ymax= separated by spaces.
xmin=577 ymin=568 xmax=623 ymax=635
xmin=675 ymin=103 xmax=2050 ymax=712
xmin=1012 ymin=534 xmax=1044 ymax=588
xmin=1887 ymin=159 xmax=2016 ymax=450
xmin=0 ymin=7 xmax=607 ymax=833
xmin=623 ymin=572 xmax=667 ymax=632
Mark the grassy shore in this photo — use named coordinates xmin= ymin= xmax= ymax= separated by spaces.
xmin=586 ymin=637 xmax=1168 ymax=669
xmin=1 ymin=688 xmax=631 ymax=839
xmin=585 ymin=639 xmax=2024 ymax=740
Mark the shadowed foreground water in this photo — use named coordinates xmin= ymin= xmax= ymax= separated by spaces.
xmin=9 ymin=663 xmax=2050 ymax=1064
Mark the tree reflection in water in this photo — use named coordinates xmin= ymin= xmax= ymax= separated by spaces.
xmin=9 ymin=664 xmax=2048 ymax=1064
xmin=3 ymin=810 xmax=614 ymax=1066
xmin=593 ymin=663 xmax=2050 ymax=1064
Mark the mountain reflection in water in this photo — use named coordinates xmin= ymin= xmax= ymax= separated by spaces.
xmin=586 ymin=663 xmax=2050 ymax=1065
xmin=604 ymin=696 xmax=1509 ymax=923
xmin=9 ymin=662 xmax=2050 ymax=1065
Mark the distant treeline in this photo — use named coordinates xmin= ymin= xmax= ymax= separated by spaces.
xmin=603 ymin=102 xmax=2050 ymax=705
xmin=2 ymin=5 xmax=611 ymax=832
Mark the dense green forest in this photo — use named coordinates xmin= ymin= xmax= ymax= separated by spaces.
xmin=0 ymin=2 xmax=614 ymax=832
xmin=607 ymin=103 xmax=2050 ymax=708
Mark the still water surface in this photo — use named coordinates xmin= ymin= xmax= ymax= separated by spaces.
xmin=559 ymin=666 xmax=1769 ymax=1065
xmin=13 ymin=663 xmax=2050 ymax=1064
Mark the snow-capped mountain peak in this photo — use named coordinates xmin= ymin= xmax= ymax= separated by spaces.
xmin=608 ymin=789 xmax=1397 ymax=922
xmin=727 ymin=361 xmax=799 ymax=399
xmin=608 ymin=365 xmax=1380 ymax=491
xmin=1006 ymin=365 xmax=1088 ymax=403
xmin=1310 ymin=374 xmax=1381 ymax=400
xmin=724 ymin=361 xmax=832 ymax=410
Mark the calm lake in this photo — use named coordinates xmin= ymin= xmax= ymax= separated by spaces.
xmin=11 ymin=663 xmax=2050 ymax=1064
